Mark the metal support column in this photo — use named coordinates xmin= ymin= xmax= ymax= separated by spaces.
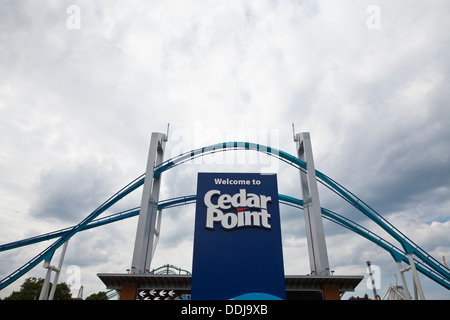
xmin=366 ymin=261 xmax=378 ymax=299
xmin=130 ymin=132 xmax=167 ymax=274
xmin=39 ymin=262 xmax=53 ymax=300
xmin=407 ymin=253 xmax=425 ymax=300
xmin=396 ymin=261 xmax=411 ymax=300
xmin=38 ymin=240 xmax=69 ymax=300
xmin=48 ymin=240 xmax=69 ymax=300
xmin=294 ymin=131 xmax=330 ymax=276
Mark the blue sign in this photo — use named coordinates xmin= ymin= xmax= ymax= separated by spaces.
xmin=191 ymin=172 xmax=286 ymax=300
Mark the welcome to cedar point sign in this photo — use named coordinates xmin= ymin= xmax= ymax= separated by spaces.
xmin=191 ymin=172 xmax=286 ymax=300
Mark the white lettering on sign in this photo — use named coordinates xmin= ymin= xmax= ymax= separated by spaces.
xmin=204 ymin=189 xmax=272 ymax=230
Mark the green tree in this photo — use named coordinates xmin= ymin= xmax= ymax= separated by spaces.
xmin=85 ymin=291 xmax=108 ymax=300
xmin=4 ymin=277 xmax=73 ymax=300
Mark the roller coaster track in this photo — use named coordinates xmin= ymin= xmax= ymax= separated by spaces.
xmin=1 ymin=142 xmax=449 ymax=292
xmin=1 ymin=194 xmax=449 ymax=290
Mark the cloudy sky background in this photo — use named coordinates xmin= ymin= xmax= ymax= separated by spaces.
xmin=1 ymin=0 xmax=449 ymax=299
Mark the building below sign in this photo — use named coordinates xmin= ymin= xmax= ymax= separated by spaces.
xmin=97 ymin=273 xmax=364 ymax=300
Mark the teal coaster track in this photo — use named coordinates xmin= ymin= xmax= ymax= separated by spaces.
xmin=1 ymin=142 xmax=449 ymax=291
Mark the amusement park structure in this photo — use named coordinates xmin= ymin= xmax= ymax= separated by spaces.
xmin=0 ymin=128 xmax=449 ymax=299
xmin=366 ymin=261 xmax=379 ymax=299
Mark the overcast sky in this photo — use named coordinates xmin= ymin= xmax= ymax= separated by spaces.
xmin=1 ymin=0 xmax=449 ymax=299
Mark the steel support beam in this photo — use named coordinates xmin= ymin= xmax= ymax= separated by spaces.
xmin=366 ymin=261 xmax=378 ymax=299
xmin=407 ymin=253 xmax=425 ymax=300
xmin=396 ymin=261 xmax=411 ymax=300
xmin=38 ymin=240 xmax=69 ymax=300
xmin=294 ymin=132 xmax=330 ymax=276
xmin=130 ymin=132 xmax=167 ymax=274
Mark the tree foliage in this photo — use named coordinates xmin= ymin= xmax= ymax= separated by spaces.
xmin=1 ymin=277 xmax=114 ymax=300
xmin=85 ymin=291 xmax=108 ymax=300
xmin=3 ymin=277 xmax=72 ymax=300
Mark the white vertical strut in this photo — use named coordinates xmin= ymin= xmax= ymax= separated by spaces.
xmin=294 ymin=132 xmax=330 ymax=276
xmin=130 ymin=132 xmax=167 ymax=274
xmin=38 ymin=240 xmax=69 ymax=300
xmin=396 ymin=261 xmax=412 ymax=300
xmin=48 ymin=240 xmax=69 ymax=300
xmin=366 ymin=261 xmax=378 ymax=299
xmin=407 ymin=253 xmax=425 ymax=300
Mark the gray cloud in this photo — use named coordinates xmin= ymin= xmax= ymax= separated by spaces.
xmin=1 ymin=0 xmax=449 ymax=299
xmin=31 ymin=157 xmax=126 ymax=223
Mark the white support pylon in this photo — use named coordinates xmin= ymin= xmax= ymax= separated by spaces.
xmin=366 ymin=261 xmax=378 ymax=299
xmin=130 ymin=132 xmax=167 ymax=274
xmin=407 ymin=253 xmax=425 ymax=300
xmin=48 ymin=240 xmax=69 ymax=300
xmin=294 ymin=131 xmax=330 ymax=276
xmin=38 ymin=240 xmax=69 ymax=300
xmin=396 ymin=261 xmax=412 ymax=300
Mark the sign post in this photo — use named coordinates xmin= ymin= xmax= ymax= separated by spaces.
xmin=191 ymin=172 xmax=286 ymax=300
